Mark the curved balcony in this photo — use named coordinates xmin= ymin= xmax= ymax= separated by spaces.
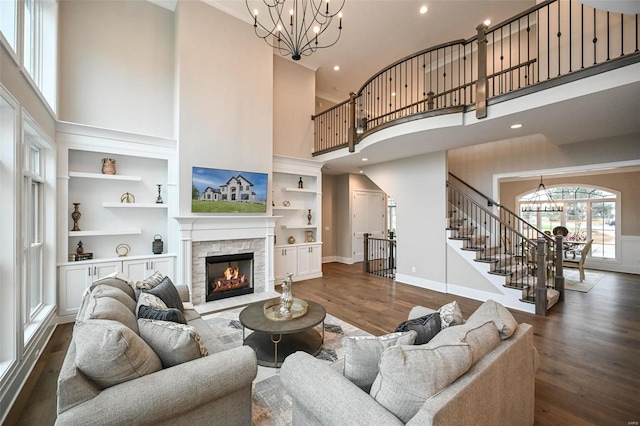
xmin=312 ymin=0 xmax=640 ymax=156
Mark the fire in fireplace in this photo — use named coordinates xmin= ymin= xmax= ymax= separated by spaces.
xmin=206 ymin=253 xmax=254 ymax=302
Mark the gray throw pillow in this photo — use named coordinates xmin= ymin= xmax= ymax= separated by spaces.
xmin=395 ymin=312 xmax=441 ymax=344
xmin=138 ymin=304 xmax=187 ymax=324
xmin=342 ymin=330 xmax=417 ymax=392
xmin=467 ymin=299 xmax=518 ymax=340
xmin=143 ymin=276 xmax=184 ymax=311
xmin=135 ymin=271 xmax=164 ymax=290
xmin=74 ymin=319 xmax=162 ymax=389
xmin=138 ymin=319 xmax=208 ymax=368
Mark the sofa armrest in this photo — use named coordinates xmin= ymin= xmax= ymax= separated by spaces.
xmin=175 ymin=284 xmax=190 ymax=302
xmin=56 ymin=345 xmax=256 ymax=426
xmin=281 ymin=352 xmax=403 ymax=426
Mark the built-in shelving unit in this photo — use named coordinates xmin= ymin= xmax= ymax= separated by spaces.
xmin=69 ymin=171 xmax=142 ymax=181
xmin=102 ymin=202 xmax=168 ymax=208
xmin=69 ymin=229 xmax=143 ymax=237
xmin=272 ymin=155 xmax=323 ymax=282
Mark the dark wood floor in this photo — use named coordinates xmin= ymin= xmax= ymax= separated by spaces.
xmin=5 ymin=263 xmax=640 ymax=425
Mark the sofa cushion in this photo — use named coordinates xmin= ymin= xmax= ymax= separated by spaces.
xmin=138 ymin=304 xmax=187 ymax=324
xmin=91 ymin=284 xmax=137 ymax=313
xmin=143 ymin=276 xmax=184 ymax=311
xmin=73 ymin=319 xmax=162 ymax=389
xmin=467 ymin=299 xmax=518 ymax=340
xmin=370 ymin=341 xmax=473 ymax=423
xmin=89 ymin=276 xmax=136 ymax=300
xmin=394 ymin=312 xmax=441 ymax=345
xmin=138 ymin=319 xmax=208 ymax=368
xmin=135 ymin=271 xmax=164 ymax=290
xmin=84 ymin=295 xmax=139 ymax=334
xmin=427 ymin=320 xmax=500 ymax=364
xmin=438 ymin=300 xmax=464 ymax=329
xmin=342 ymin=330 xmax=417 ymax=392
xmin=136 ymin=292 xmax=168 ymax=316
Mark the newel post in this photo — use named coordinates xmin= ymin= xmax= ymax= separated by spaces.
xmin=363 ymin=233 xmax=370 ymax=273
xmin=475 ymin=23 xmax=489 ymax=119
xmin=348 ymin=92 xmax=357 ymax=153
xmin=555 ymin=234 xmax=565 ymax=302
xmin=535 ymin=237 xmax=548 ymax=316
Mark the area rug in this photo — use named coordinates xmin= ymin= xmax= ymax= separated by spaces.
xmin=563 ymin=268 xmax=604 ymax=293
xmin=202 ymin=307 xmax=370 ymax=426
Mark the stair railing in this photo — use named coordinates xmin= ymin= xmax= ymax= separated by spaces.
xmin=447 ymin=181 xmax=562 ymax=313
xmin=363 ymin=232 xmax=396 ymax=279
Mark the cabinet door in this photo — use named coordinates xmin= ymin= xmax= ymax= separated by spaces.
xmin=93 ymin=261 xmax=122 ymax=280
xmin=150 ymin=257 xmax=174 ymax=279
xmin=59 ymin=264 xmax=91 ymax=317
xmin=274 ymin=247 xmax=297 ymax=282
xmin=297 ymin=245 xmax=322 ymax=277
xmin=122 ymin=259 xmax=150 ymax=283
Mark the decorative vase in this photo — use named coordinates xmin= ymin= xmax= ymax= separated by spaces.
xmin=101 ymin=158 xmax=116 ymax=175
xmin=71 ymin=203 xmax=81 ymax=231
xmin=307 ymin=209 xmax=312 ymax=225
xmin=298 ymin=177 xmax=304 ymax=189
xmin=279 ymin=273 xmax=294 ymax=319
xmin=76 ymin=241 xmax=84 ymax=254
xmin=156 ymin=184 xmax=163 ymax=204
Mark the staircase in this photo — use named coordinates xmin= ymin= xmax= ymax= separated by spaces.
xmin=447 ymin=176 xmax=563 ymax=315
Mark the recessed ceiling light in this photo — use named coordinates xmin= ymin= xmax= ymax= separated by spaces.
xmin=333 ymin=65 xmax=340 ymax=71
xmin=484 ymin=19 xmax=491 ymax=26
xmin=361 ymin=158 xmax=368 ymax=162
xmin=510 ymin=123 xmax=523 ymax=129
xmin=391 ymin=92 xmax=396 ymax=97
xmin=359 ymin=170 xmax=364 ymax=174
xmin=419 ymin=6 xmax=428 ymax=14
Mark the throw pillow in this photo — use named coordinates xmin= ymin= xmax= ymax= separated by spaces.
xmin=369 ymin=341 xmax=473 ymax=423
xmin=74 ymin=319 xmax=162 ymax=389
xmin=138 ymin=319 xmax=208 ymax=368
xmin=428 ymin=320 xmax=500 ymax=364
xmin=143 ymin=276 xmax=184 ymax=311
xmin=136 ymin=292 xmax=167 ymax=316
xmin=138 ymin=304 xmax=187 ymax=325
xmin=438 ymin=300 xmax=464 ymax=329
xmin=467 ymin=299 xmax=518 ymax=340
xmin=83 ymin=295 xmax=139 ymax=334
xmin=342 ymin=330 xmax=417 ymax=392
xmin=91 ymin=284 xmax=137 ymax=313
xmin=135 ymin=271 xmax=164 ymax=290
xmin=394 ymin=312 xmax=441 ymax=345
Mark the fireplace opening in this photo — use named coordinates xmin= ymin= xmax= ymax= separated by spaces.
xmin=206 ymin=252 xmax=254 ymax=302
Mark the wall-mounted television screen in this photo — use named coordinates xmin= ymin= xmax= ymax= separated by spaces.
xmin=192 ymin=166 xmax=268 ymax=213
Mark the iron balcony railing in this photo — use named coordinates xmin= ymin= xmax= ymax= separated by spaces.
xmin=363 ymin=233 xmax=396 ymax=279
xmin=312 ymin=0 xmax=640 ymax=155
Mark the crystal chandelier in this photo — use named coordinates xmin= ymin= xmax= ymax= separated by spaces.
xmin=521 ymin=176 xmax=564 ymax=213
xmin=247 ymin=0 xmax=344 ymax=61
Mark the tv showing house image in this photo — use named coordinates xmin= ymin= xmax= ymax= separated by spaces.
xmin=192 ymin=166 xmax=268 ymax=213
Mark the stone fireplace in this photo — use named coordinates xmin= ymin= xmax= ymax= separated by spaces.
xmin=176 ymin=216 xmax=277 ymax=305
xmin=205 ymin=252 xmax=254 ymax=301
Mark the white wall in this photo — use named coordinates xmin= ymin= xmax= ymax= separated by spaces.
xmin=175 ymin=1 xmax=273 ymax=216
xmin=273 ymin=56 xmax=315 ymax=158
xmin=57 ymin=0 xmax=175 ymax=138
xmin=364 ymin=151 xmax=448 ymax=290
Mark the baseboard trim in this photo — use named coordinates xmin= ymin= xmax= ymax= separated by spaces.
xmin=395 ymin=274 xmax=447 ymax=292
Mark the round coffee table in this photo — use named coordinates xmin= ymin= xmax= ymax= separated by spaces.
xmin=239 ymin=299 xmax=326 ymax=368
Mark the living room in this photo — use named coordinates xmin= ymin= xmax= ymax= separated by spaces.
xmin=1 ymin=0 xmax=639 ymax=424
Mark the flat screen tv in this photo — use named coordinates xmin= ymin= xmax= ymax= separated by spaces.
xmin=192 ymin=166 xmax=268 ymax=213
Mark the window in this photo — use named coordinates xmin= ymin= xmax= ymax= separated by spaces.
xmin=388 ymin=197 xmax=396 ymax=237
xmin=23 ymin=0 xmax=57 ymax=111
xmin=0 ymin=0 xmax=17 ymax=52
xmin=517 ymin=185 xmax=618 ymax=260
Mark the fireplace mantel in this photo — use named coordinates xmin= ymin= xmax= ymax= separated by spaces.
xmin=174 ymin=216 xmax=277 ymax=302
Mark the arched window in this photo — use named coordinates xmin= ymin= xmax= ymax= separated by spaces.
xmin=517 ymin=185 xmax=618 ymax=260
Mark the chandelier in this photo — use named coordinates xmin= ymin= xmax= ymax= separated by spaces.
xmin=521 ymin=176 xmax=564 ymax=213
xmin=247 ymin=0 xmax=344 ymax=61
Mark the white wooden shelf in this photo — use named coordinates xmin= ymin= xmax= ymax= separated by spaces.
xmin=272 ymin=207 xmax=304 ymax=211
xmin=280 ymin=225 xmax=316 ymax=229
xmin=69 ymin=229 xmax=142 ymax=237
xmin=69 ymin=171 xmax=142 ymax=181
xmin=102 ymin=202 xmax=168 ymax=209
xmin=282 ymin=187 xmax=317 ymax=193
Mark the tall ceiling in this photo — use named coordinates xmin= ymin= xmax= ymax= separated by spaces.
xmin=207 ymin=0 xmax=535 ymax=103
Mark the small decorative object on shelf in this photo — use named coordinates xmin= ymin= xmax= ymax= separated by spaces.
xmin=152 ymin=234 xmax=163 ymax=254
xmin=120 ymin=192 xmax=135 ymax=203
xmin=156 ymin=184 xmax=163 ymax=204
xmin=288 ymin=236 xmax=296 ymax=244
xmin=116 ymin=243 xmax=131 ymax=257
xmin=272 ymin=191 xmax=275 ymax=207
xmin=279 ymin=273 xmax=294 ymax=319
xmin=283 ymin=200 xmax=290 ymax=207
xmin=305 ymin=230 xmax=315 ymax=242
xmin=102 ymin=158 xmax=116 ymax=175
xmin=69 ymin=252 xmax=93 ymax=262
xmin=71 ymin=203 xmax=81 ymax=231
xmin=307 ymin=209 xmax=312 ymax=225
xmin=298 ymin=177 xmax=304 ymax=189
xmin=76 ymin=240 xmax=84 ymax=254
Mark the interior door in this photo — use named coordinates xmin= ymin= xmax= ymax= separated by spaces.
xmin=352 ymin=190 xmax=386 ymax=262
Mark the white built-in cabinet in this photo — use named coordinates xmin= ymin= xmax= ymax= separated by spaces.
xmin=56 ymin=123 xmax=177 ymax=322
xmin=272 ymin=156 xmax=323 ymax=282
